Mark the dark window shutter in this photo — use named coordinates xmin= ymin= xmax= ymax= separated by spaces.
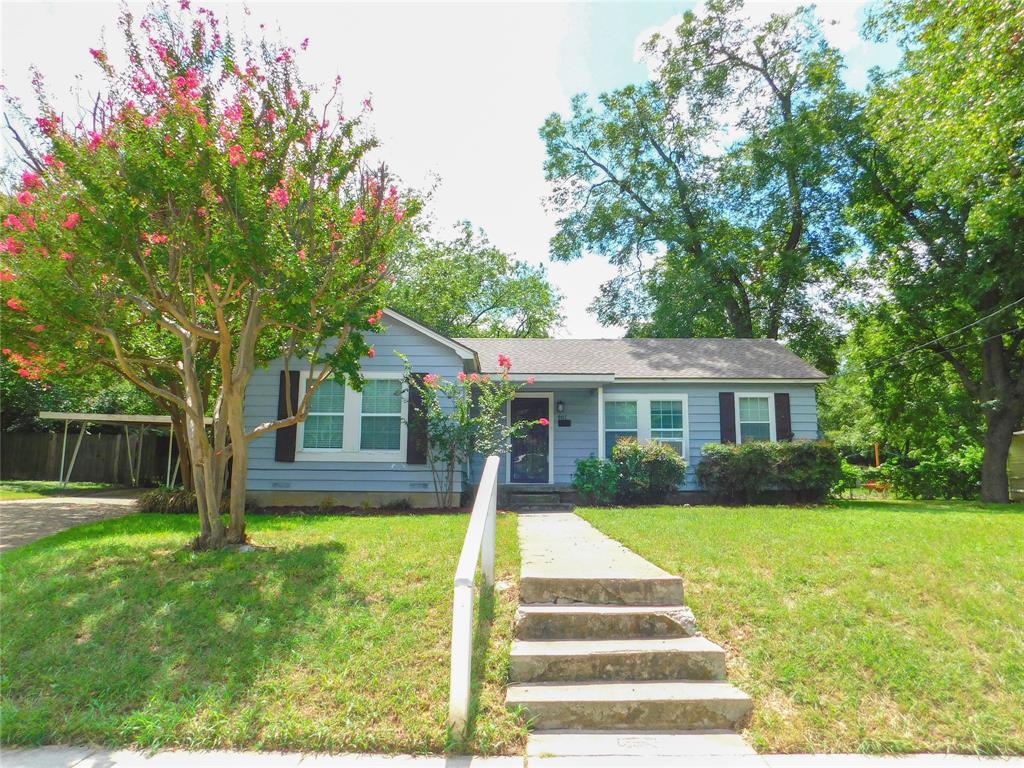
xmin=406 ymin=373 xmax=429 ymax=465
xmin=275 ymin=370 xmax=301 ymax=462
xmin=774 ymin=392 xmax=793 ymax=442
xmin=719 ymin=392 xmax=736 ymax=444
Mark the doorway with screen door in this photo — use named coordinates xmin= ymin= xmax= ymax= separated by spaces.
xmin=509 ymin=397 xmax=550 ymax=484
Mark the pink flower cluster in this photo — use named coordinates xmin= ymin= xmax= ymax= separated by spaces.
xmin=267 ymin=184 xmax=289 ymax=209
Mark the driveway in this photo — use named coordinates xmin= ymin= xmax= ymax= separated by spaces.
xmin=0 ymin=489 xmax=140 ymax=552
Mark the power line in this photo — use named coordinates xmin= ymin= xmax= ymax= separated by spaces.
xmin=831 ymin=296 xmax=1024 ymax=379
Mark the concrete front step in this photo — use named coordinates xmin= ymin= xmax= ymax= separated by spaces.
xmin=510 ymin=636 xmax=726 ymax=683
xmin=515 ymin=603 xmax=697 ymax=640
xmin=509 ymin=493 xmax=564 ymax=505
xmin=520 ymin=575 xmax=684 ymax=606
xmin=506 ymin=680 xmax=753 ymax=731
xmin=510 ymin=504 xmax=577 ymax=513
xmin=527 ymin=729 xmax=756 ymax=757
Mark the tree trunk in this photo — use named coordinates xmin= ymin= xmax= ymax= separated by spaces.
xmin=980 ymin=399 xmax=1023 ymax=503
xmin=225 ymin=389 xmax=248 ymax=544
xmin=167 ymin=406 xmax=194 ymax=492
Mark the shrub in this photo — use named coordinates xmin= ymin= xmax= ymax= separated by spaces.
xmin=696 ymin=440 xmax=843 ymax=503
xmin=572 ymin=457 xmax=620 ymax=505
xmin=572 ymin=440 xmax=687 ymax=505
xmin=612 ymin=439 xmax=688 ymax=503
xmin=881 ymin=445 xmax=982 ymax=500
xmin=137 ymin=486 xmax=198 ymax=515
xmin=834 ymin=459 xmax=863 ymax=498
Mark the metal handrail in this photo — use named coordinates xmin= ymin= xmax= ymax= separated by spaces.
xmin=447 ymin=454 xmax=499 ymax=733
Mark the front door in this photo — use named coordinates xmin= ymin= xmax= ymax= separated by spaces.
xmin=509 ymin=397 xmax=550 ymax=484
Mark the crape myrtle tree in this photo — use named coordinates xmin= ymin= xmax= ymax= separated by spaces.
xmin=841 ymin=0 xmax=1024 ymax=501
xmin=0 ymin=2 xmax=415 ymax=545
xmin=540 ymin=0 xmax=853 ymax=372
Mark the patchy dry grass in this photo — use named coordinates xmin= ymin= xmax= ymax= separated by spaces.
xmin=579 ymin=499 xmax=1024 ymax=755
xmin=0 ymin=512 xmax=526 ymax=754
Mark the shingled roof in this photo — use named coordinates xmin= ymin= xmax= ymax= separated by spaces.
xmin=455 ymin=337 xmax=826 ymax=380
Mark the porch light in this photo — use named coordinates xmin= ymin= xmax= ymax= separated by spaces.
xmin=556 ymin=401 xmax=565 ymax=414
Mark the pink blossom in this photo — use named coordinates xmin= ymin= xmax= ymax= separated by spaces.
xmin=2 ymin=238 xmax=23 ymax=254
xmin=5 ymin=214 xmax=26 ymax=232
xmin=526 ymin=376 xmax=536 ymax=385
xmin=22 ymin=214 xmax=37 ymax=230
xmin=143 ymin=232 xmax=169 ymax=244
xmin=497 ymin=353 xmax=512 ymax=369
xmin=63 ymin=212 xmax=81 ymax=229
xmin=228 ymin=144 xmax=247 ymax=166
xmin=89 ymin=47 xmax=107 ymax=62
xmin=35 ymin=116 xmax=60 ymax=135
xmin=143 ymin=114 xmax=159 ymax=127
xmin=301 ymin=37 xmax=310 ymax=50
xmin=43 ymin=154 xmax=62 ymax=168
xmin=266 ymin=108 xmax=276 ymax=123
xmin=538 ymin=418 xmax=550 ymax=426
xmin=267 ymin=184 xmax=289 ymax=209
xmin=31 ymin=324 xmax=45 ymax=333
xmin=60 ymin=251 xmax=74 ymax=261
xmin=17 ymin=191 xmax=35 ymax=206
xmin=470 ymin=372 xmax=480 ymax=383
xmin=6 ymin=298 xmax=25 ymax=311
xmin=87 ymin=131 xmax=103 ymax=151
xmin=423 ymin=374 xmax=440 ymax=387
xmin=457 ymin=371 xmax=467 ymax=383
xmin=224 ymin=101 xmax=243 ymax=123
xmin=21 ymin=171 xmax=43 ymax=189
xmin=351 ymin=206 xmax=366 ymax=225
xmin=297 ymin=249 xmax=306 ymax=262
xmin=367 ymin=347 xmax=375 ymax=359
xmin=362 ymin=97 xmax=373 ymax=110
xmin=252 ymin=150 xmax=265 ymax=160
xmin=0 ymin=270 xmax=15 ymax=281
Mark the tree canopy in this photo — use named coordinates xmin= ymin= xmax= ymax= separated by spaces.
xmin=387 ymin=223 xmax=562 ymax=337
xmin=540 ymin=0 xmax=853 ymax=371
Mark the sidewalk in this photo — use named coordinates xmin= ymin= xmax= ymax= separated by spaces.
xmin=4 ymin=746 xmax=1022 ymax=768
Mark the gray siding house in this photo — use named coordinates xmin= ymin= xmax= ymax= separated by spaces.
xmin=244 ymin=309 xmax=825 ymax=507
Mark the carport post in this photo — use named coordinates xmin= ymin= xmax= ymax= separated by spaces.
xmin=165 ymin=430 xmax=174 ymax=487
xmin=58 ymin=419 xmax=69 ymax=483
xmin=123 ymin=425 xmax=136 ymax=486
xmin=63 ymin=421 xmax=87 ymax=488
xmin=134 ymin=425 xmax=144 ymax=487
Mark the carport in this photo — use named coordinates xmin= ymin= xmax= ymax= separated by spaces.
xmin=38 ymin=412 xmax=212 ymax=489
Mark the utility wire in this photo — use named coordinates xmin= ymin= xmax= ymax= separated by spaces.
xmin=830 ymin=296 xmax=1024 ymax=379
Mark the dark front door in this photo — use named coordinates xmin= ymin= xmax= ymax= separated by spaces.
xmin=510 ymin=398 xmax=550 ymax=483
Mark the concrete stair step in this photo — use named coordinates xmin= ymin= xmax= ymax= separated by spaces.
xmin=520 ymin=575 xmax=685 ymax=606
xmin=515 ymin=603 xmax=697 ymax=640
xmin=511 ymin=504 xmax=577 ymax=512
xmin=506 ymin=680 xmax=753 ymax=731
xmin=527 ymin=729 xmax=756 ymax=757
xmin=509 ymin=493 xmax=564 ymax=505
xmin=510 ymin=636 xmax=726 ymax=682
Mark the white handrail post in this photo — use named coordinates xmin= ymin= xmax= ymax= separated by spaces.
xmin=447 ymin=580 xmax=474 ymax=732
xmin=482 ymin=471 xmax=496 ymax=587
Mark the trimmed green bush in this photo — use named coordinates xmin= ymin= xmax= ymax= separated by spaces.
xmin=572 ymin=457 xmax=620 ymax=505
xmin=572 ymin=439 xmax=687 ymax=505
xmin=881 ymin=445 xmax=982 ymax=500
xmin=696 ymin=440 xmax=842 ymax=504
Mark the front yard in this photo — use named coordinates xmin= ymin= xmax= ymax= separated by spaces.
xmin=578 ymin=499 xmax=1024 ymax=755
xmin=0 ymin=512 xmax=525 ymax=754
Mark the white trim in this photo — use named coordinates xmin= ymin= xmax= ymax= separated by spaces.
xmin=735 ymin=392 xmax=776 ymax=443
xmin=502 ymin=373 xmax=616 ymax=383
xmin=295 ymin=370 xmax=408 ymax=463
xmin=505 ymin=392 xmax=554 ymax=485
xmin=382 ymin=309 xmax=477 ymax=361
xmin=610 ymin=377 xmax=825 ymax=384
xmin=602 ymin=392 xmax=690 ymax=464
xmin=597 ymin=385 xmax=605 ymax=460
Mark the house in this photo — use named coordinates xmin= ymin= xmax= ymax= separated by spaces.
xmin=243 ymin=309 xmax=825 ymax=507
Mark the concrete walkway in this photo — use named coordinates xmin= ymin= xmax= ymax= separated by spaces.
xmin=3 ymin=747 xmax=1022 ymax=767
xmin=0 ymin=490 xmax=139 ymax=552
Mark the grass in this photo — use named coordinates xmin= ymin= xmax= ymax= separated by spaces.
xmin=0 ymin=480 xmax=115 ymax=501
xmin=578 ymin=499 xmax=1024 ymax=755
xmin=0 ymin=512 xmax=526 ymax=754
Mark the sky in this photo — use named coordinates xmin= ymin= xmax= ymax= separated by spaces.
xmin=0 ymin=0 xmax=899 ymax=338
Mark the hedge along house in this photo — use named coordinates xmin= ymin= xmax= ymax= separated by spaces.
xmin=243 ymin=309 xmax=826 ymax=507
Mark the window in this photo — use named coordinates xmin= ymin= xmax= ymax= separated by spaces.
xmin=360 ymin=379 xmax=403 ymax=450
xmin=604 ymin=400 xmax=638 ymax=458
xmin=737 ymin=395 xmax=773 ymax=443
xmin=302 ymin=379 xmax=344 ymax=449
xmin=650 ymin=400 xmax=685 ymax=455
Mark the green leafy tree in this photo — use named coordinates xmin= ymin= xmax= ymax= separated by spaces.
xmin=388 ymin=223 xmax=562 ymax=337
xmin=540 ymin=0 xmax=852 ymax=371
xmin=843 ymin=0 xmax=1023 ymax=501
xmin=1 ymin=3 xmax=415 ymax=545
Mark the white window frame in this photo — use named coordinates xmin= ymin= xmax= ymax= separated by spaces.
xmin=735 ymin=393 xmax=776 ymax=444
xmin=603 ymin=392 xmax=689 ymax=464
xmin=295 ymin=370 xmax=408 ymax=462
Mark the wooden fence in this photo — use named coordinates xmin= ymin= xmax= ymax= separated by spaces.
xmin=0 ymin=430 xmax=174 ymax=486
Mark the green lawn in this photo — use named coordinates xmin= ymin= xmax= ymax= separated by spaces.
xmin=578 ymin=499 xmax=1024 ymax=755
xmin=0 ymin=512 xmax=526 ymax=754
xmin=0 ymin=480 xmax=115 ymax=501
